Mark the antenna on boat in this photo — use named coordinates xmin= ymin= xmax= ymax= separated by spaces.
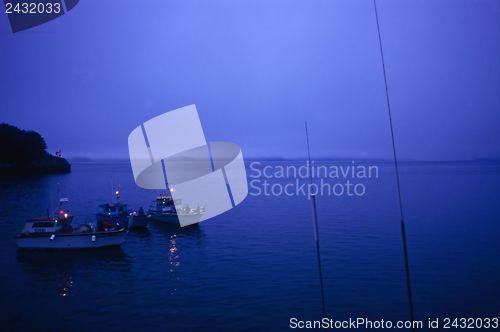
xmin=56 ymin=182 xmax=60 ymax=204
xmin=114 ymin=183 xmax=121 ymax=201
xmin=110 ymin=176 xmax=115 ymax=200
xmin=373 ymin=0 xmax=415 ymax=329
xmin=305 ymin=122 xmax=327 ymax=318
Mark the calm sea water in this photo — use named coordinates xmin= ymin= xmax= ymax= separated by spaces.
xmin=0 ymin=160 xmax=499 ymax=331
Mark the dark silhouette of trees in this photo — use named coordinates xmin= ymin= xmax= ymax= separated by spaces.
xmin=0 ymin=123 xmax=70 ymax=174
xmin=0 ymin=123 xmax=48 ymax=163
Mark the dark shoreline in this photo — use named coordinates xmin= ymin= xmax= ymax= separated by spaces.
xmin=0 ymin=154 xmax=71 ymax=176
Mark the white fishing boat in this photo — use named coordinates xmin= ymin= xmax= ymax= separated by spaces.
xmin=16 ymin=226 xmax=127 ymax=249
xmin=148 ymin=195 xmax=203 ymax=226
xmin=16 ymin=198 xmax=127 ymax=250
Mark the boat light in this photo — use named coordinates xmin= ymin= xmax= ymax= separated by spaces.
xmin=64 ymin=213 xmax=68 ymax=218
xmin=59 ymin=210 xmax=64 ymax=214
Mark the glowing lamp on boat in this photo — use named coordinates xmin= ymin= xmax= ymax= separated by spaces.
xmin=64 ymin=213 xmax=68 ymax=218
xmin=59 ymin=210 xmax=64 ymax=215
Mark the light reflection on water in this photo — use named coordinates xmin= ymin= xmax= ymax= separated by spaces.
xmin=15 ymin=247 xmax=133 ymax=312
xmin=58 ymin=272 xmax=74 ymax=298
xmin=168 ymin=234 xmax=179 ymax=295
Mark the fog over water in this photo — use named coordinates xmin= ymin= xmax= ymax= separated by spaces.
xmin=1 ymin=0 xmax=500 ymax=160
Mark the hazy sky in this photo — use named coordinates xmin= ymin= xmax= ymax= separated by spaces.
xmin=1 ymin=0 xmax=499 ymax=160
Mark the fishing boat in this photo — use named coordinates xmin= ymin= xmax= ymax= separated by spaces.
xmin=95 ymin=190 xmax=130 ymax=230
xmin=128 ymin=207 xmax=150 ymax=229
xmin=16 ymin=199 xmax=127 ymax=250
xmin=16 ymin=225 xmax=127 ymax=250
xmin=148 ymin=195 xmax=203 ymax=226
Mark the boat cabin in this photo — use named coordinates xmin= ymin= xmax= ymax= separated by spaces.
xmin=21 ymin=217 xmax=72 ymax=234
xmin=150 ymin=195 xmax=182 ymax=213
xmin=98 ymin=202 xmax=128 ymax=216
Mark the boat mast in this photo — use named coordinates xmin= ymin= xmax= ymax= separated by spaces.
xmin=305 ymin=122 xmax=327 ymax=318
xmin=57 ymin=182 xmax=61 ymax=207
xmin=110 ymin=177 xmax=120 ymax=201
xmin=372 ymin=0 xmax=416 ymax=329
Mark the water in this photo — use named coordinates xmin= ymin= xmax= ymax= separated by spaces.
xmin=1 ymin=160 xmax=499 ymax=331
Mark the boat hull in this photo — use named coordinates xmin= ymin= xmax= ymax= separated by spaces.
xmin=149 ymin=212 xmax=179 ymax=225
xmin=129 ymin=215 xmax=149 ymax=229
xmin=96 ymin=213 xmax=129 ymax=230
xmin=16 ymin=229 xmax=127 ymax=250
xmin=149 ymin=212 xmax=201 ymax=227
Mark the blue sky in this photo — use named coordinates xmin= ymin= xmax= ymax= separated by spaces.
xmin=1 ymin=0 xmax=500 ymax=160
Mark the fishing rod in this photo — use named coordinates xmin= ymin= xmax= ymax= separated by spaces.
xmin=305 ymin=122 xmax=327 ymax=318
xmin=372 ymin=0 xmax=416 ymax=329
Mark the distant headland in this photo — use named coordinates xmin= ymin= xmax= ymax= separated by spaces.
xmin=0 ymin=123 xmax=71 ymax=175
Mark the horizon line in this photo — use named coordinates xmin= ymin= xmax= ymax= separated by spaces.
xmin=65 ymin=156 xmax=500 ymax=163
